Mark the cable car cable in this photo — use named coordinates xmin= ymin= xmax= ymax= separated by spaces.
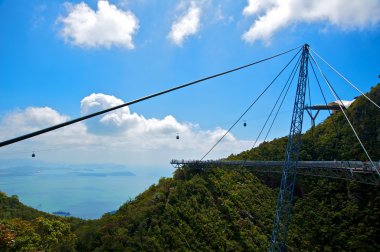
xmin=0 ymin=45 xmax=301 ymax=148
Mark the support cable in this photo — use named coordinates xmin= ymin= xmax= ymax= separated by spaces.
xmin=250 ymin=54 xmax=302 ymax=150
xmin=310 ymin=48 xmax=380 ymax=109
xmin=309 ymin=59 xmax=338 ymax=127
xmin=263 ymin=57 xmax=301 ymax=143
xmin=200 ymin=49 xmax=302 ymax=161
xmin=0 ymin=46 xmax=301 ymax=148
xmin=309 ymin=53 xmax=380 ymax=176
xmin=307 ymin=75 xmax=312 ymax=115
xmin=309 ymin=58 xmax=342 ymax=157
xmin=306 ymin=74 xmax=314 ymax=129
xmin=306 ymin=73 xmax=317 ymax=151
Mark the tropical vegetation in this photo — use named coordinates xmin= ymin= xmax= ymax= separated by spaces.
xmin=0 ymin=84 xmax=379 ymax=251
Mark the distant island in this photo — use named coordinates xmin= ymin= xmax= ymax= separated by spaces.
xmin=52 ymin=211 xmax=71 ymax=217
xmin=74 ymin=171 xmax=135 ymax=177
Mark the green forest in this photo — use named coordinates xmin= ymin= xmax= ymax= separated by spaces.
xmin=1 ymin=84 xmax=379 ymax=251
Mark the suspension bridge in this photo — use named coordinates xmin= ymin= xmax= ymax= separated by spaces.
xmin=0 ymin=44 xmax=379 ymax=251
xmin=170 ymin=160 xmax=380 ymax=185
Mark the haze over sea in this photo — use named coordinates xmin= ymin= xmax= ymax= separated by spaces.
xmin=0 ymin=159 xmax=172 ymax=219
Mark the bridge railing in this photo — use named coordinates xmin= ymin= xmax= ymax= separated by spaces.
xmin=170 ymin=159 xmax=380 ymax=185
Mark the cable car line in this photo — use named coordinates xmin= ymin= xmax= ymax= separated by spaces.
xmin=0 ymin=45 xmax=301 ymax=149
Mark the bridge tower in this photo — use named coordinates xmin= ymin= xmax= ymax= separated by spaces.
xmin=269 ymin=44 xmax=310 ymax=251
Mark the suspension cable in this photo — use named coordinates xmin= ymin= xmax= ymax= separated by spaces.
xmin=200 ymin=48 xmax=302 ymax=161
xmin=263 ymin=56 xmax=301 ymax=143
xmin=251 ymin=54 xmax=302 ymax=150
xmin=0 ymin=46 xmax=302 ymax=148
xmin=309 ymin=53 xmax=379 ymax=175
xmin=309 ymin=58 xmax=341 ymax=144
xmin=307 ymin=74 xmax=313 ymax=122
xmin=309 ymin=59 xmax=337 ymax=121
xmin=310 ymin=47 xmax=380 ymax=109
xmin=308 ymin=58 xmax=341 ymax=159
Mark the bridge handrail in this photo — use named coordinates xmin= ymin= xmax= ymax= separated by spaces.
xmin=170 ymin=159 xmax=380 ymax=171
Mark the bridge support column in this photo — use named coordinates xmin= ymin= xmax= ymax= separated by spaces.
xmin=269 ymin=44 xmax=309 ymax=251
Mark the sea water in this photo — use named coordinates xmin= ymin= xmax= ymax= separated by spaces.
xmin=0 ymin=162 xmax=173 ymax=219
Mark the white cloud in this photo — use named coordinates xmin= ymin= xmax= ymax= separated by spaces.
xmin=81 ymin=93 xmax=132 ymax=134
xmin=334 ymin=99 xmax=355 ymax=109
xmin=242 ymin=0 xmax=380 ymax=43
xmin=58 ymin=0 xmax=139 ymax=49
xmin=168 ymin=1 xmax=202 ymax=46
xmin=0 ymin=94 xmax=251 ymax=165
xmin=0 ymin=107 xmax=88 ymax=145
xmin=80 ymin=93 xmax=189 ymax=136
xmin=0 ymin=107 xmax=68 ymax=134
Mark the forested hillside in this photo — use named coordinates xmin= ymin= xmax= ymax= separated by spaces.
xmin=231 ymin=84 xmax=379 ymax=162
xmin=0 ymin=84 xmax=379 ymax=251
xmin=0 ymin=192 xmax=80 ymax=251
xmin=230 ymin=83 xmax=380 ymax=250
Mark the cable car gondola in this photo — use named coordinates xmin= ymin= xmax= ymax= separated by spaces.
xmin=243 ymin=121 xmax=247 ymax=127
xmin=32 ymin=152 xmax=35 ymax=158
xmin=176 ymin=133 xmax=179 ymax=140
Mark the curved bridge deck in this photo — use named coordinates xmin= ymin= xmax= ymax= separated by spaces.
xmin=170 ymin=160 xmax=380 ymax=185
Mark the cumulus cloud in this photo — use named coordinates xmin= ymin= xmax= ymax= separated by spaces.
xmin=0 ymin=107 xmax=89 ymax=148
xmin=81 ymin=93 xmax=133 ymax=134
xmin=0 ymin=94 xmax=251 ymax=165
xmin=0 ymin=107 xmax=68 ymax=135
xmin=242 ymin=0 xmax=380 ymax=43
xmin=168 ymin=1 xmax=202 ymax=46
xmin=58 ymin=0 xmax=139 ymax=48
xmin=80 ymin=93 xmax=198 ymax=141
xmin=80 ymin=93 xmax=190 ymax=137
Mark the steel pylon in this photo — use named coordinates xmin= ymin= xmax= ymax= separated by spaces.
xmin=269 ymin=44 xmax=310 ymax=251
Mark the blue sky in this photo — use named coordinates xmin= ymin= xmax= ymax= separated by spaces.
xmin=0 ymin=0 xmax=379 ymax=167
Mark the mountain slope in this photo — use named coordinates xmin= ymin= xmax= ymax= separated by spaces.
xmin=0 ymin=192 xmax=82 ymax=251
xmin=75 ymin=170 xmax=276 ymax=251
xmin=0 ymin=192 xmax=53 ymax=221
xmin=228 ymin=83 xmax=380 ymax=251
xmin=230 ymin=84 xmax=380 ymax=162
xmin=1 ymin=84 xmax=379 ymax=251
xmin=73 ymin=84 xmax=380 ymax=251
